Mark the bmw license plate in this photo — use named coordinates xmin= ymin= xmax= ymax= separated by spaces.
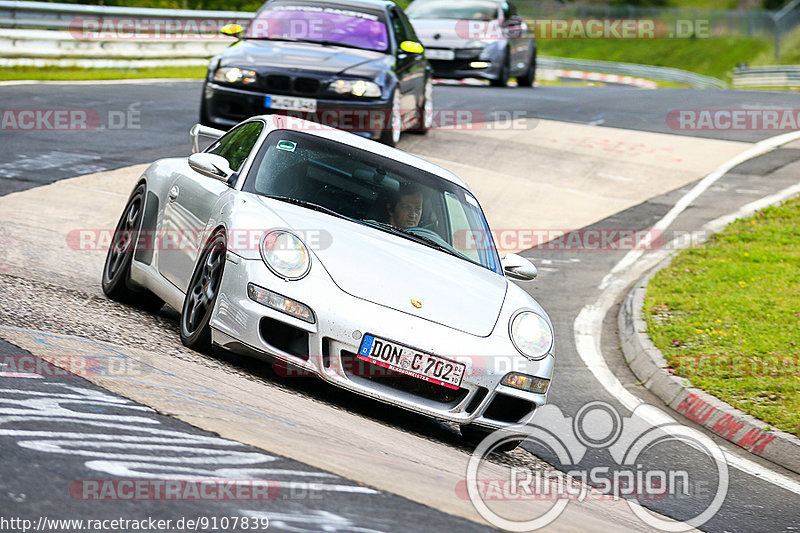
xmin=426 ymin=48 xmax=455 ymax=60
xmin=357 ymin=334 xmax=465 ymax=389
xmin=265 ymin=94 xmax=317 ymax=112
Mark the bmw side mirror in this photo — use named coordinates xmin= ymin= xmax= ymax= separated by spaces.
xmin=220 ymin=23 xmax=243 ymax=38
xmin=188 ymin=153 xmax=234 ymax=182
xmin=400 ymin=41 xmax=424 ymax=54
xmin=502 ymin=253 xmax=537 ymax=281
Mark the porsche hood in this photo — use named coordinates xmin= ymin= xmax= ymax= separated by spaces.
xmin=255 ymin=197 xmax=507 ymax=337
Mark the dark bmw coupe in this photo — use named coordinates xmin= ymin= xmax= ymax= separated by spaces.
xmin=200 ymin=0 xmax=433 ymax=146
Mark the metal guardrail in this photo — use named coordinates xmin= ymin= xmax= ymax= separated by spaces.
xmin=0 ymin=0 xmax=253 ymax=31
xmin=733 ymin=65 xmax=800 ymax=87
xmin=539 ymin=57 xmax=727 ymax=89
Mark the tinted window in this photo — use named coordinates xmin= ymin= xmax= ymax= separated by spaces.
xmin=207 ymin=121 xmax=264 ymax=172
xmin=246 ymin=3 xmax=389 ymax=52
xmin=389 ymin=7 xmax=411 ymax=43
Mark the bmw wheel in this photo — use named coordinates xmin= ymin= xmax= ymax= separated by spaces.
xmin=411 ymin=77 xmax=433 ymax=134
xmin=180 ymin=230 xmax=226 ymax=351
xmin=102 ymin=182 xmax=163 ymax=311
xmin=379 ymin=89 xmax=402 ymax=146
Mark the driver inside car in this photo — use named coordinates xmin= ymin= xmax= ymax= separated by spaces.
xmin=387 ymin=184 xmax=424 ymax=229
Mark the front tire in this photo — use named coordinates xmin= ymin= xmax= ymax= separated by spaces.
xmin=102 ymin=183 xmax=163 ymax=311
xmin=489 ymin=52 xmax=510 ymax=87
xmin=516 ymin=50 xmax=537 ymax=87
xmin=410 ymin=78 xmax=433 ymax=135
xmin=180 ymin=230 xmax=227 ymax=351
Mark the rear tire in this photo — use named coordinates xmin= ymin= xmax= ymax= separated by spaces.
xmin=460 ymin=424 xmax=524 ymax=452
xmin=101 ymin=183 xmax=163 ymax=311
xmin=180 ymin=230 xmax=227 ymax=352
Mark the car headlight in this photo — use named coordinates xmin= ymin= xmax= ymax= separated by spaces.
xmin=259 ymin=231 xmax=311 ymax=280
xmin=329 ymin=79 xmax=382 ymax=97
xmin=213 ymin=67 xmax=257 ymax=85
xmin=509 ymin=311 xmax=553 ymax=361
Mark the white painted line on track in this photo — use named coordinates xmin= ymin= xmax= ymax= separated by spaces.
xmin=574 ymin=129 xmax=800 ymax=495
xmin=601 ymin=129 xmax=800 ymax=289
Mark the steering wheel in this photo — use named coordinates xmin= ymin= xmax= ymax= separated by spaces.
xmin=405 ymin=226 xmax=449 ymax=246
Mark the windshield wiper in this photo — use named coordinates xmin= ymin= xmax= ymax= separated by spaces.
xmin=265 ymin=195 xmax=351 ymax=220
xmin=359 ymin=219 xmax=466 ymax=260
xmin=290 ymin=38 xmax=367 ymax=50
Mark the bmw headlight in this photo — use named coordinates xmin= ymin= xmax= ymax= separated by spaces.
xmin=329 ymin=79 xmax=382 ymax=97
xmin=213 ymin=67 xmax=257 ymax=85
xmin=509 ymin=311 xmax=553 ymax=360
xmin=259 ymin=231 xmax=311 ymax=280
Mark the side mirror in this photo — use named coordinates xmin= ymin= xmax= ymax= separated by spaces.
xmin=400 ymin=41 xmax=424 ymax=54
xmin=501 ymin=253 xmax=537 ymax=281
xmin=188 ymin=153 xmax=233 ymax=182
xmin=220 ymin=23 xmax=243 ymax=38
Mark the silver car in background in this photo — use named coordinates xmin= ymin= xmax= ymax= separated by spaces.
xmin=406 ymin=0 xmax=536 ymax=87
xmin=102 ymin=116 xmax=553 ymax=450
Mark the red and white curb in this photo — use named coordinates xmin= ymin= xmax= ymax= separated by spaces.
xmin=434 ymin=71 xmax=657 ymax=89
xmin=620 ymin=279 xmax=800 ymax=475
xmin=549 ymin=69 xmax=657 ymax=89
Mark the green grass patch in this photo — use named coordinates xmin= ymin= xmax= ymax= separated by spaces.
xmin=645 ymin=197 xmax=800 ymax=436
xmin=0 ymin=66 xmax=206 ymax=81
xmin=541 ymin=36 xmax=771 ymax=82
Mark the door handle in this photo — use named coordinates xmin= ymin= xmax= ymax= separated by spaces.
xmin=168 ymin=185 xmax=179 ymax=202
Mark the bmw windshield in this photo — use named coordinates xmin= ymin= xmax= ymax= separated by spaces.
xmin=245 ymin=3 xmax=390 ymax=52
xmin=243 ymin=129 xmax=502 ymax=274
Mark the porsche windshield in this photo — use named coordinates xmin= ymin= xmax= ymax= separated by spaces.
xmin=245 ymin=3 xmax=389 ymax=52
xmin=243 ymin=130 xmax=502 ymax=274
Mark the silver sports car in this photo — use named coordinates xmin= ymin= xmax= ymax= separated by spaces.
xmin=102 ymin=115 xmax=554 ymax=449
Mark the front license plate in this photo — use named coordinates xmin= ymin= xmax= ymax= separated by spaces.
xmin=426 ymin=48 xmax=455 ymax=60
xmin=264 ymin=94 xmax=317 ymax=112
xmin=357 ymin=334 xmax=465 ymax=389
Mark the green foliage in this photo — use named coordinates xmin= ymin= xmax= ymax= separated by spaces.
xmin=0 ymin=66 xmax=206 ymax=81
xmin=645 ymin=198 xmax=800 ymax=436
xmin=540 ymin=36 xmax=771 ymax=81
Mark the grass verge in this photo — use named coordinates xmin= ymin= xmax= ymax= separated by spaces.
xmin=541 ymin=36 xmax=772 ymax=82
xmin=0 ymin=66 xmax=206 ymax=81
xmin=645 ymin=197 xmax=800 ymax=437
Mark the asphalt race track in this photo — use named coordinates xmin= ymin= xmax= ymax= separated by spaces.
xmin=1 ymin=80 xmax=799 ymax=532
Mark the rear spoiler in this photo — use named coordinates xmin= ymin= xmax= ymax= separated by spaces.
xmin=190 ymin=123 xmax=226 ymax=154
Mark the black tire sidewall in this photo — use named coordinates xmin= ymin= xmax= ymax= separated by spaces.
xmin=180 ymin=231 xmax=226 ymax=350
xmin=102 ymin=183 xmax=146 ymax=299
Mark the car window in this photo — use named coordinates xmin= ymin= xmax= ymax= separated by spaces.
xmin=246 ymin=3 xmax=389 ymax=52
xmin=389 ymin=7 xmax=411 ymax=44
xmin=243 ymin=130 xmax=502 ymax=274
xmin=206 ymin=121 xmax=264 ymax=172
xmin=406 ymin=0 xmax=499 ymax=21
